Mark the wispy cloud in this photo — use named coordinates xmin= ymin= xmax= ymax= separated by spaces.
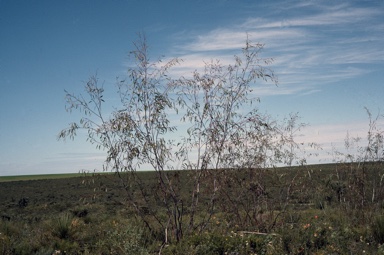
xmin=254 ymin=4 xmax=380 ymax=29
xmin=292 ymin=120 xmax=370 ymax=163
xmin=169 ymin=2 xmax=383 ymax=96
xmin=177 ymin=28 xmax=303 ymax=52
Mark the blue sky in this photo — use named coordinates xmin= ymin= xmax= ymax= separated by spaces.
xmin=0 ymin=0 xmax=383 ymax=176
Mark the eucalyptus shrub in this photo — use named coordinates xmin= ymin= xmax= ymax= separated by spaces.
xmin=59 ymin=33 xmax=306 ymax=246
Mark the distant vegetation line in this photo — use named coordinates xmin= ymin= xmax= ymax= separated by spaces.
xmin=0 ymin=163 xmax=342 ymax=182
xmin=0 ymin=173 xmax=86 ymax=182
xmin=0 ymin=169 xmax=165 ymax=182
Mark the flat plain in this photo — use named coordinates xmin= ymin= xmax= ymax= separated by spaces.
xmin=1 ymin=164 xmax=384 ymax=254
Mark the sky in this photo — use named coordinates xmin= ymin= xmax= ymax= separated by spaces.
xmin=0 ymin=0 xmax=383 ymax=176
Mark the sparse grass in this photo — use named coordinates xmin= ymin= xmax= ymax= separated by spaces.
xmin=1 ymin=163 xmax=384 ymax=253
xmin=372 ymin=215 xmax=384 ymax=244
xmin=54 ymin=213 xmax=73 ymax=239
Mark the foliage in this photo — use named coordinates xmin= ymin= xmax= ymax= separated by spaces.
xmin=328 ymin=108 xmax=384 ymax=213
xmin=162 ymin=231 xmax=282 ymax=255
xmin=58 ymin=33 xmax=310 ymax=246
xmin=0 ymin=231 xmax=11 ymax=255
xmin=372 ymin=215 xmax=384 ymax=244
xmin=86 ymin=218 xmax=150 ymax=255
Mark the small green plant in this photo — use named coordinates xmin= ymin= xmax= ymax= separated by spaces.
xmin=372 ymin=215 xmax=384 ymax=244
xmin=0 ymin=232 xmax=11 ymax=255
xmin=93 ymin=219 xmax=150 ymax=255
xmin=162 ymin=231 xmax=283 ymax=255
xmin=54 ymin=213 xmax=72 ymax=239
